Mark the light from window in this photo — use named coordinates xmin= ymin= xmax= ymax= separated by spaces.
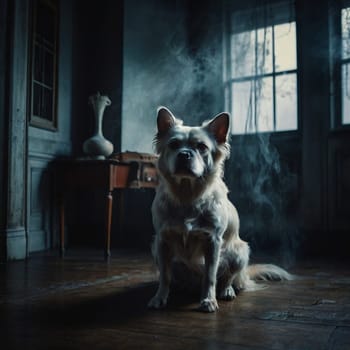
xmin=228 ymin=20 xmax=298 ymax=134
xmin=341 ymin=7 xmax=350 ymax=125
xmin=276 ymin=73 xmax=297 ymax=130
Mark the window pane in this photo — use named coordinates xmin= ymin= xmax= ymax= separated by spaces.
xmin=231 ymin=31 xmax=255 ymax=78
xmin=256 ymin=27 xmax=273 ymax=75
xmin=42 ymin=87 xmax=53 ymax=121
xmin=276 ymin=73 xmax=297 ymax=131
xmin=33 ymin=82 xmax=42 ymax=117
xmin=232 ymin=80 xmax=255 ymax=134
xmin=256 ymin=77 xmax=273 ymax=132
xmin=342 ymin=8 xmax=350 ymax=60
xmin=44 ymin=49 xmax=54 ymax=86
xmin=342 ymin=64 xmax=350 ymax=124
xmin=34 ymin=43 xmax=43 ymax=82
xmin=274 ymin=22 xmax=297 ymax=72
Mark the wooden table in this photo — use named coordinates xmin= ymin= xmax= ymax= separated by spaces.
xmin=55 ymin=159 xmax=157 ymax=260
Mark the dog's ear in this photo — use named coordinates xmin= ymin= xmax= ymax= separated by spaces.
xmin=157 ymin=107 xmax=176 ymax=135
xmin=207 ymin=113 xmax=230 ymax=144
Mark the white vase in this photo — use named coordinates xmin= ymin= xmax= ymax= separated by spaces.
xmin=83 ymin=92 xmax=114 ymax=159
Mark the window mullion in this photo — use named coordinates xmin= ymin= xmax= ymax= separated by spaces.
xmin=227 ymin=69 xmax=297 ymax=84
xmin=254 ymin=28 xmax=258 ymax=132
xmin=272 ymin=24 xmax=277 ymax=131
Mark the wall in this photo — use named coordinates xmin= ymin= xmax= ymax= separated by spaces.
xmin=1 ymin=0 xmax=87 ymax=258
xmin=226 ymin=0 xmax=350 ymax=259
xmin=0 ymin=0 xmax=30 ymax=259
xmin=27 ymin=0 xmax=74 ymax=253
xmin=64 ymin=0 xmax=124 ymax=248
xmin=72 ymin=0 xmax=123 ymax=156
xmin=122 ymin=0 xmax=224 ymax=153
xmin=122 ymin=0 xmax=187 ymax=153
xmin=0 ymin=0 xmax=9 ymax=258
xmin=28 ymin=0 xmax=124 ymax=253
xmin=117 ymin=0 xmax=225 ymax=249
xmin=297 ymin=0 xmax=330 ymax=255
xmin=3 ymin=0 xmax=347 ymax=258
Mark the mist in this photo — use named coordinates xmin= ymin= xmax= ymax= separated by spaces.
xmin=121 ymin=0 xmax=223 ymax=153
xmin=121 ymin=0 xmax=300 ymax=263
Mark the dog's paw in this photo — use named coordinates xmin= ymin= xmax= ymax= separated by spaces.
xmin=148 ymin=295 xmax=168 ymax=310
xmin=198 ymin=298 xmax=219 ymax=313
xmin=218 ymin=286 xmax=236 ymax=301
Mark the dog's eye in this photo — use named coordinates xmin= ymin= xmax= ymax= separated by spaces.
xmin=197 ymin=142 xmax=208 ymax=152
xmin=168 ymin=140 xmax=181 ymax=149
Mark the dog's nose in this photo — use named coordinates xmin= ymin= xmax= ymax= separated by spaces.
xmin=178 ymin=150 xmax=192 ymax=161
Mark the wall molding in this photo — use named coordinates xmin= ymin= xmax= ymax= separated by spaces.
xmin=0 ymin=227 xmax=27 ymax=260
xmin=28 ymin=151 xmax=57 ymax=161
xmin=28 ymin=138 xmax=72 ymax=158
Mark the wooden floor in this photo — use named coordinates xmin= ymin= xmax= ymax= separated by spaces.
xmin=1 ymin=250 xmax=350 ymax=350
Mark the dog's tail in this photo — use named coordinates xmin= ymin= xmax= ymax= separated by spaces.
xmin=247 ymin=264 xmax=294 ymax=281
xmin=235 ymin=264 xmax=294 ymax=291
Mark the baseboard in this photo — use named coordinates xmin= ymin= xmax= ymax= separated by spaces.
xmin=0 ymin=227 xmax=27 ymax=260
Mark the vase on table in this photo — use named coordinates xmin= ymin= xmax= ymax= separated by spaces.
xmin=83 ymin=92 xmax=114 ymax=159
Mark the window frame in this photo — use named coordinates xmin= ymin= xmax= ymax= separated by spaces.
xmin=330 ymin=0 xmax=350 ymax=130
xmin=223 ymin=0 xmax=300 ymax=136
xmin=28 ymin=0 xmax=59 ymax=131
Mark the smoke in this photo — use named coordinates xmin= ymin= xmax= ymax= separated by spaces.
xmin=122 ymin=0 xmax=222 ymax=153
xmin=121 ymin=0 xmax=300 ymax=265
xmin=219 ymin=0 xmax=301 ymax=266
xmin=226 ymin=133 xmax=299 ymax=267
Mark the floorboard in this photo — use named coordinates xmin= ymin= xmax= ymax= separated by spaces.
xmin=0 ymin=250 xmax=349 ymax=350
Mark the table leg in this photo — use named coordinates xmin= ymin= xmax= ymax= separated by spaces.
xmin=118 ymin=190 xmax=125 ymax=237
xmin=59 ymin=194 xmax=65 ymax=257
xmin=105 ymin=191 xmax=113 ymax=260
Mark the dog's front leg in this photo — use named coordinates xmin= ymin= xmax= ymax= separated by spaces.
xmin=148 ymin=239 xmax=172 ymax=309
xmin=199 ymin=236 xmax=222 ymax=312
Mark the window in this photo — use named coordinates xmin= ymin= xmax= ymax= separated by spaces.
xmin=29 ymin=0 xmax=59 ymax=130
xmin=224 ymin=1 xmax=298 ymax=134
xmin=341 ymin=5 xmax=350 ymax=125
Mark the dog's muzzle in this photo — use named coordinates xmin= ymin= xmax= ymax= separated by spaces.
xmin=174 ymin=150 xmax=196 ymax=176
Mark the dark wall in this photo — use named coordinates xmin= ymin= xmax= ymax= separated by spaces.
xmin=121 ymin=0 xmax=188 ymax=153
xmin=121 ymin=0 xmax=224 ymax=153
xmin=186 ymin=0 xmax=225 ymax=121
xmin=297 ymin=0 xmax=330 ymax=255
xmin=28 ymin=0 xmax=75 ymax=254
xmin=56 ymin=0 xmax=350 ymax=258
xmin=61 ymin=0 xmax=124 ymax=249
xmin=226 ymin=133 xmax=301 ymax=263
xmin=68 ymin=0 xmax=301 ymax=256
xmin=0 ymin=0 xmax=9 ymax=257
xmin=67 ymin=0 xmax=226 ymax=250
xmin=117 ymin=0 xmax=226 ymax=249
xmin=226 ymin=0 xmax=350 ymax=260
xmin=72 ymin=0 xmax=123 ymax=156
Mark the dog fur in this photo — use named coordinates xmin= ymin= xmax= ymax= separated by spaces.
xmin=148 ymin=107 xmax=292 ymax=312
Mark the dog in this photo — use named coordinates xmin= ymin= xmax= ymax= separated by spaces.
xmin=148 ymin=107 xmax=292 ymax=312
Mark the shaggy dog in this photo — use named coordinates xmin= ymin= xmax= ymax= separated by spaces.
xmin=148 ymin=107 xmax=292 ymax=312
